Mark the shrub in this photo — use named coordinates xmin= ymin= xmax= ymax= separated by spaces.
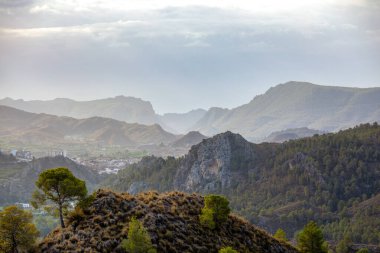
xmin=200 ymin=194 xmax=230 ymax=229
xmin=200 ymin=207 xmax=215 ymax=229
xmin=274 ymin=228 xmax=288 ymax=242
xmin=219 ymin=246 xmax=238 ymax=253
xmin=297 ymin=221 xmax=328 ymax=253
xmin=121 ymin=217 xmax=156 ymax=253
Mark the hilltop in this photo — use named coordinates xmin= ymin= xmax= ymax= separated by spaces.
xmin=104 ymin=123 xmax=380 ymax=245
xmin=171 ymin=131 xmax=208 ymax=148
xmin=39 ymin=189 xmax=298 ymax=253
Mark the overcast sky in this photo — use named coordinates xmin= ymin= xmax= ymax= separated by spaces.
xmin=0 ymin=0 xmax=379 ymax=113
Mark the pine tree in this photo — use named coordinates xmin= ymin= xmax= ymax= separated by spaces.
xmin=200 ymin=194 xmax=230 ymax=229
xmin=274 ymin=228 xmax=288 ymax=242
xmin=297 ymin=221 xmax=328 ymax=253
xmin=0 ymin=206 xmax=39 ymax=253
xmin=31 ymin=167 xmax=87 ymax=228
xmin=121 ymin=217 xmax=156 ymax=253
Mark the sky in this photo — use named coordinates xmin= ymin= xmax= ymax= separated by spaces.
xmin=0 ymin=0 xmax=379 ymax=114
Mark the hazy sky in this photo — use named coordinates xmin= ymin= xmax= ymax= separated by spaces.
xmin=0 ymin=0 xmax=379 ymax=113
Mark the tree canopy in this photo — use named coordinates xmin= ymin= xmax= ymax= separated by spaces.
xmin=32 ymin=167 xmax=87 ymax=228
xmin=297 ymin=221 xmax=328 ymax=253
xmin=200 ymin=194 xmax=230 ymax=229
xmin=121 ymin=217 xmax=156 ymax=253
xmin=0 ymin=205 xmax=39 ymax=253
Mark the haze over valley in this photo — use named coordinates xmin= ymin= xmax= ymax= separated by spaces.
xmin=1 ymin=0 xmax=380 ymax=252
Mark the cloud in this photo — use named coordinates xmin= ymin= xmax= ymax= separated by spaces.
xmin=0 ymin=0 xmax=379 ymax=113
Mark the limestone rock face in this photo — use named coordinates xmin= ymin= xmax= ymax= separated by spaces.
xmin=174 ymin=131 xmax=255 ymax=193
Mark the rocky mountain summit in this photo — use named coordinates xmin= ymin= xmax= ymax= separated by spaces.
xmin=39 ymin=189 xmax=298 ymax=253
xmin=174 ymin=131 xmax=255 ymax=193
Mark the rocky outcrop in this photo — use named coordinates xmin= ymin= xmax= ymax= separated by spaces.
xmin=39 ymin=189 xmax=299 ymax=253
xmin=174 ymin=131 xmax=255 ymax=193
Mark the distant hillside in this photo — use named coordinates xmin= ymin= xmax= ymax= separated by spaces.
xmin=171 ymin=131 xmax=207 ymax=148
xmin=3 ymin=82 xmax=379 ymax=138
xmin=0 ymin=155 xmax=102 ymax=205
xmin=103 ymin=123 xmax=380 ymax=245
xmin=191 ymin=81 xmax=380 ymax=140
xmin=263 ymin=127 xmax=326 ymax=143
xmin=39 ymin=189 xmax=298 ymax=253
xmin=158 ymin=109 xmax=207 ymax=134
xmin=0 ymin=96 xmax=157 ymax=125
xmin=0 ymin=105 xmax=178 ymax=146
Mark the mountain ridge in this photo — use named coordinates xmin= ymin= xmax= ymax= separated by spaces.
xmin=0 ymin=105 xmax=178 ymax=146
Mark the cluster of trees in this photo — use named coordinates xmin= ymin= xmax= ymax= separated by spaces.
xmin=0 ymin=167 xmax=88 ymax=252
xmin=105 ymin=123 xmax=380 ymax=245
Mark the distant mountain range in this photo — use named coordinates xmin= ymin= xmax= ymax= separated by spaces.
xmin=1 ymin=81 xmax=380 ymax=140
xmin=0 ymin=96 xmax=157 ymax=125
xmin=191 ymin=81 xmax=380 ymax=141
xmin=0 ymin=105 xmax=178 ymax=146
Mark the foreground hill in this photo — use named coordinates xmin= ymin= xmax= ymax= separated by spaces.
xmin=0 ymin=96 xmax=157 ymax=125
xmin=0 ymin=155 xmax=102 ymax=205
xmin=0 ymin=105 xmax=178 ymax=146
xmin=191 ymin=81 xmax=380 ymax=140
xmin=103 ymin=123 xmax=380 ymax=245
xmin=39 ymin=189 xmax=298 ymax=253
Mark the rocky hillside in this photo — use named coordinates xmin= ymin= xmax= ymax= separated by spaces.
xmin=39 ymin=189 xmax=298 ymax=253
xmin=103 ymin=123 xmax=380 ymax=245
xmin=0 ymin=105 xmax=178 ymax=146
xmin=191 ymin=81 xmax=380 ymax=140
xmin=0 ymin=96 xmax=157 ymax=125
xmin=0 ymin=156 xmax=102 ymax=205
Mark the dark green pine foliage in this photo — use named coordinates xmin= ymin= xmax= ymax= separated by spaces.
xmin=297 ymin=221 xmax=328 ymax=253
xmin=104 ymin=123 xmax=380 ymax=244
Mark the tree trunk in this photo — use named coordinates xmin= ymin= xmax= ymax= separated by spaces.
xmin=59 ymin=203 xmax=65 ymax=228
xmin=11 ymin=233 xmax=18 ymax=253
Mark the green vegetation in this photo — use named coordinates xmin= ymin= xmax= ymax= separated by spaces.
xmin=33 ymin=213 xmax=58 ymax=237
xmin=335 ymin=236 xmax=351 ymax=253
xmin=0 ymin=205 xmax=39 ymax=253
xmin=296 ymin=221 xmax=328 ymax=253
xmin=104 ymin=123 xmax=380 ymax=245
xmin=121 ymin=217 xmax=156 ymax=253
xmin=219 ymin=246 xmax=238 ymax=253
xmin=356 ymin=248 xmax=369 ymax=253
xmin=31 ymin=167 xmax=87 ymax=228
xmin=274 ymin=228 xmax=288 ymax=242
xmin=38 ymin=190 xmax=298 ymax=252
xmin=200 ymin=195 xmax=230 ymax=229
xmin=102 ymin=156 xmax=182 ymax=192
